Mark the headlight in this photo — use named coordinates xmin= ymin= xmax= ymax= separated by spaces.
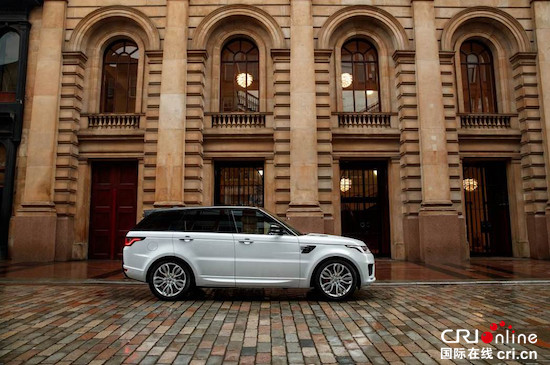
xmin=346 ymin=245 xmax=370 ymax=254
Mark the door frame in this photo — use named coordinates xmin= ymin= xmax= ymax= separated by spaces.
xmin=87 ymin=159 xmax=139 ymax=260
xmin=337 ymin=160 xmax=391 ymax=257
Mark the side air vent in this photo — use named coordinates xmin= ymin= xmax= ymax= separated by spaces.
xmin=301 ymin=245 xmax=316 ymax=254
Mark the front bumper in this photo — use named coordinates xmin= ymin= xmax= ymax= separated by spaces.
xmin=360 ymin=253 xmax=376 ymax=286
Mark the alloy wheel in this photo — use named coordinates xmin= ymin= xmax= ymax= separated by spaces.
xmin=319 ymin=262 xmax=354 ymax=298
xmin=152 ymin=262 xmax=187 ymax=297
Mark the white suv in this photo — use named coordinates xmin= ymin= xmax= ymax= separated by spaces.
xmin=123 ymin=207 xmax=375 ymax=300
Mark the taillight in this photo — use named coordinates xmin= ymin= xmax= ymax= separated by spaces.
xmin=125 ymin=237 xmax=144 ymax=246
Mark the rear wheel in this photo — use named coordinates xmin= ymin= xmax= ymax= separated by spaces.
xmin=148 ymin=260 xmax=192 ymax=301
xmin=314 ymin=259 xmax=357 ymax=300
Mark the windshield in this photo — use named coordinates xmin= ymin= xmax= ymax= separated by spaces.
xmin=260 ymin=208 xmax=303 ymax=236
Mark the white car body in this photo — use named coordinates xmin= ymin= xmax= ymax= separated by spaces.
xmin=123 ymin=207 xmax=375 ymax=295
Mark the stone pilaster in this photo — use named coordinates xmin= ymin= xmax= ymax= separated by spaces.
xmin=185 ymin=50 xmax=208 ymax=206
xmin=393 ymin=50 xmax=421 ymax=261
xmin=154 ymin=0 xmax=189 ymax=207
xmin=12 ymin=0 xmax=67 ymax=262
xmin=412 ymin=0 xmax=467 ymax=264
xmin=532 ymin=0 xmax=550 ymax=258
xmin=287 ymin=0 xmax=324 ymax=233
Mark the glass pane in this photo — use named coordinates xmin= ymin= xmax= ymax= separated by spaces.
xmin=133 ymin=210 xmax=184 ymax=231
xmin=340 ymin=38 xmax=380 ymax=112
xmin=220 ymin=39 xmax=260 ymax=112
xmin=215 ymin=164 xmax=264 ymax=207
xmin=187 ymin=209 xmax=235 ymax=233
xmin=101 ymin=40 xmax=139 ymax=113
xmin=232 ymin=209 xmax=277 ymax=234
xmin=460 ymin=40 xmax=497 ymax=113
xmin=0 ymin=32 xmax=20 ymax=102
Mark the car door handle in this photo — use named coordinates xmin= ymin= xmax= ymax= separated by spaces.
xmin=238 ymin=239 xmax=254 ymax=245
xmin=179 ymin=236 xmax=193 ymax=242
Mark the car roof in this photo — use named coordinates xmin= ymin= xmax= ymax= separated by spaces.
xmin=143 ymin=206 xmax=261 ymax=215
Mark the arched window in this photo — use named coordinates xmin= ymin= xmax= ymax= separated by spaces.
xmin=0 ymin=31 xmax=20 ymax=103
xmin=220 ymin=38 xmax=259 ymax=112
xmin=341 ymin=39 xmax=380 ymax=113
xmin=460 ymin=40 xmax=497 ymax=113
xmin=101 ymin=40 xmax=139 ymax=113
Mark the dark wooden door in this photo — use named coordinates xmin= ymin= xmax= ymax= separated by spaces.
xmin=89 ymin=161 xmax=138 ymax=260
xmin=340 ymin=162 xmax=390 ymax=256
xmin=463 ymin=162 xmax=512 ymax=256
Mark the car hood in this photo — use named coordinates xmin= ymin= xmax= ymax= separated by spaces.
xmin=298 ymin=233 xmax=366 ymax=247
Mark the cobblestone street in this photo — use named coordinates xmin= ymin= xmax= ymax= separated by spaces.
xmin=0 ymin=283 xmax=549 ymax=364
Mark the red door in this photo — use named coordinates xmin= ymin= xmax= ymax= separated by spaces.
xmin=89 ymin=161 xmax=138 ymax=260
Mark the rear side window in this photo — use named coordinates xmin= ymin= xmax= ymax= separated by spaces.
xmin=133 ymin=210 xmax=185 ymax=231
xmin=186 ymin=209 xmax=236 ymax=233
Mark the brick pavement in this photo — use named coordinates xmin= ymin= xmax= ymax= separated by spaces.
xmin=0 ymin=283 xmax=549 ymax=364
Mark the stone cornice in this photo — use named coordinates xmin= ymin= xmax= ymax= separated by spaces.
xmin=271 ymin=49 xmax=290 ymax=62
xmin=392 ymin=50 xmax=415 ymax=63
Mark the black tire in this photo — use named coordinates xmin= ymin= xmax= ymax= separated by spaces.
xmin=313 ymin=258 xmax=357 ymax=300
xmin=147 ymin=259 xmax=193 ymax=301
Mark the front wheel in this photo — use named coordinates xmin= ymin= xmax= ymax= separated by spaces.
xmin=148 ymin=260 xmax=192 ymax=301
xmin=314 ymin=259 xmax=357 ymax=300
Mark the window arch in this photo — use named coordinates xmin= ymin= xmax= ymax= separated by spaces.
xmin=0 ymin=31 xmax=20 ymax=103
xmin=341 ymin=38 xmax=380 ymax=113
xmin=101 ymin=39 xmax=139 ymax=113
xmin=460 ymin=40 xmax=497 ymax=113
xmin=220 ymin=38 xmax=259 ymax=112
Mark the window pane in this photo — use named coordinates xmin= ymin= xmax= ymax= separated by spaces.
xmin=220 ymin=38 xmax=260 ymax=112
xmin=133 ymin=210 xmax=185 ymax=231
xmin=340 ymin=39 xmax=380 ymax=112
xmin=460 ymin=40 xmax=497 ymax=113
xmin=232 ymin=209 xmax=278 ymax=234
xmin=186 ymin=209 xmax=235 ymax=233
xmin=101 ymin=40 xmax=139 ymax=113
xmin=215 ymin=163 xmax=264 ymax=207
xmin=0 ymin=32 xmax=20 ymax=102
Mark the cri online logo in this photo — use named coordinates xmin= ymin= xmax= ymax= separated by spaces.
xmin=441 ymin=321 xmax=538 ymax=345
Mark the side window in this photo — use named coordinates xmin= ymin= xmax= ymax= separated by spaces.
xmin=186 ymin=209 xmax=235 ymax=233
xmin=232 ymin=209 xmax=280 ymax=235
xmin=133 ymin=210 xmax=184 ymax=231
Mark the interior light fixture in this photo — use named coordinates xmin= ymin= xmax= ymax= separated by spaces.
xmin=340 ymin=177 xmax=352 ymax=193
xmin=341 ymin=73 xmax=353 ymax=88
xmin=463 ymin=178 xmax=478 ymax=192
xmin=236 ymin=72 xmax=253 ymax=88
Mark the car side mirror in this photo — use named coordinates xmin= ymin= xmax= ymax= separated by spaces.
xmin=269 ymin=224 xmax=284 ymax=235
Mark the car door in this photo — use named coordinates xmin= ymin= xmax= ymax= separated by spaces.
xmin=232 ymin=208 xmax=300 ymax=287
xmin=172 ymin=209 xmax=236 ymax=287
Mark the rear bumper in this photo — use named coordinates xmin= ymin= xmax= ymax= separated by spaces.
xmin=123 ymin=247 xmax=147 ymax=282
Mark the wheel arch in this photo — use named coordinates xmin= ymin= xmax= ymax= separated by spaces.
xmin=145 ymin=255 xmax=196 ymax=286
xmin=309 ymin=255 xmax=362 ymax=288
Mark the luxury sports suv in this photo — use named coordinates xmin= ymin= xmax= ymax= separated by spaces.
xmin=123 ymin=207 xmax=375 ymax=300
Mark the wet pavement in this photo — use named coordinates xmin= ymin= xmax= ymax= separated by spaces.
xmin=1 ymin=258 xmax=549 ymax=364
xmin=0 ymin=282 xmax=549 ymax=364
xmin=1 ymin=258 xmax=550 ymax=284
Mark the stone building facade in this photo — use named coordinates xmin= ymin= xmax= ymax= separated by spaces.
xmin=5 ymin=0 xmax=550 ymax=263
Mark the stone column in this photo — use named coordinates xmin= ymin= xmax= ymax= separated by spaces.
xmin=154 ymin=0 xmax=189 ymax=207
xmin=12 ymin=0 xmax=67 ymax=262
xmin=412 ymin=0 xmax=466 ymax=264
xmin=287 ymin=0 xmax=324 ymax=232
xmin=532 ymin=0 xmax=550 ymax=257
